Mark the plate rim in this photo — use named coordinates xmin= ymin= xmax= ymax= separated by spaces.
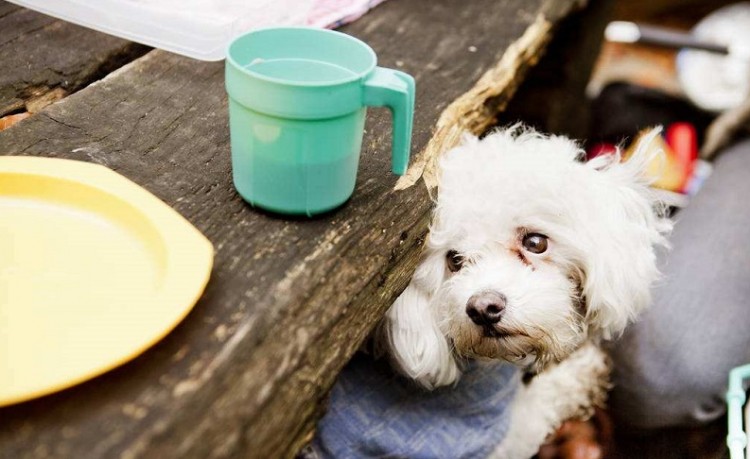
xmin=0 ymin=156 xmax=214 ymax=406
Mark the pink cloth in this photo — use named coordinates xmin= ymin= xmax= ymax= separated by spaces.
xmin=307 ymin=0 xmax=389 ymax=28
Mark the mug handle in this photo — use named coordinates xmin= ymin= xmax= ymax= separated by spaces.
xmin=363 ymin=67 xmax=415 ymax=175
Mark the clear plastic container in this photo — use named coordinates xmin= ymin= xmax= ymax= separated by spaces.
xmin=6 ymin=0 xmax=313 ymax=61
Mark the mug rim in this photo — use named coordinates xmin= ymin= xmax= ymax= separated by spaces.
xmin=226 ymin=26 xmax=378 ymax=88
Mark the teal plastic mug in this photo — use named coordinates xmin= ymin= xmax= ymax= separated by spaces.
xmin=225 ymin=27 xmax=415 ymax=216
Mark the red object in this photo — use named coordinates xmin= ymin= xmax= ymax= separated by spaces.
xmin=665 ymin=122 xmax=698 ymax=191
xmin=587 ymin=143 xmax=618 ymax=160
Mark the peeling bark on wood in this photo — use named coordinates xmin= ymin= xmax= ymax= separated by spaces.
xmin=0 ymin=0 xmax=587 ymax=457
xmin=0 ymin=1 xmax=150 ymax=117
xmin=395 ymin=12 xmax=555 ymax=191
xmin=497 ymin=0 xmax=614 ymax=140
xmin=395 ymin=0 xmax=590 ymax=191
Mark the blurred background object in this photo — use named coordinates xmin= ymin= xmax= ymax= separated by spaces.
xmin=499 ymin=1 xmax=750 ymax=457
xmin=676 ymin=2 xmax=750 ymax=113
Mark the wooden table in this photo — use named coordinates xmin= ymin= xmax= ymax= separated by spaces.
xmin=0 ymin=1 xmax=599 ymax=457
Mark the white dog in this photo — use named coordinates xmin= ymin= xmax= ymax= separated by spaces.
xmin=375 ymin=126 xmax=672 ymax=458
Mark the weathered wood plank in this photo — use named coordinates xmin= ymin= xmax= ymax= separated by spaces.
xmin=0 ymin=1 xmax=149 ymax=117
xmin=0 ymin=0 xmax=587 ymax=457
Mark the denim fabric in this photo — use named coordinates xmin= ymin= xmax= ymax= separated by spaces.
xmin=309 ymin=353 xmax=519 ymax=459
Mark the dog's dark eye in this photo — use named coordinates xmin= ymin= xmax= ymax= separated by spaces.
xmin=522 ymin=233 xmax=548 ymax=254
xmin=446 ymin=250 xmax=464 ymax=272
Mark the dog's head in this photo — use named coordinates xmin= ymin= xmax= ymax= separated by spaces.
xmin=379 ymin=126 xmax=672 ymax=389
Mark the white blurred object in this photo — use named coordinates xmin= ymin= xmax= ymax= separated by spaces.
xmin=677 ymin=2 xmax=750 ymax=112
xmin=6 ymin=0 xmax=313 ymax=61
xmin=605 ymin=21 xmax=741 ymax=55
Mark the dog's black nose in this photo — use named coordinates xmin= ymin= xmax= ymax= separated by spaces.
xmin=466 ymin=291 xmax=506 ymax=325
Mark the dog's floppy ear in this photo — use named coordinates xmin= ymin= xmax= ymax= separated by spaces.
xmin=376 ymin=251 xmax=460 ymax=389
xmin=581 ymin=128 xmax=672 ymax=339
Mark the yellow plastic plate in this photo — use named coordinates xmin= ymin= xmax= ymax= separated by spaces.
xmin=0 ymin=157 xmax=213 ymax=406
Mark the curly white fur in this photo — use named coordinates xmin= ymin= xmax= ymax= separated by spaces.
xmin=376 ymin=125 xmax=672 ymax=456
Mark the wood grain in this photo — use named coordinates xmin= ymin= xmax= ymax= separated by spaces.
xmin=0 ymin=0 xmax=586 ymax=457
xmin=0 ymin=1 xmax=149 ymax=117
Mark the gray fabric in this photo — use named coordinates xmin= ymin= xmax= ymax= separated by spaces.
xmin=608 ymin=138 xmax=750 ymax=429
